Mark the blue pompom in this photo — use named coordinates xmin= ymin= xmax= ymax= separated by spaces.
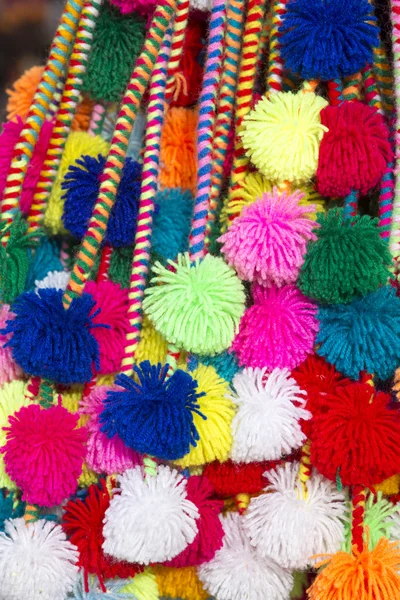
xmin=0 ymin=492 xmax=24 ymax=532
xmin=25 ymin=238 xmax=63 ymax=290
xmin=100 ymin=360 xmax=205 ymax=460
xmin=62 ymin=154 xmax=141 ymax=247
xmin=317 ymin=286 xmax=400 ymax=380
xmin=4 ymin=288 xmax=101 ymax=384
xmin=280 ymin=0 xmax=379 ymax=81
xmin=152 ymin=188 xmax=194 ymax=261
xmin=196 ymin=351 xmax=240 ymax=383
xmin=72 ymin=576 xmax=133 ymax=599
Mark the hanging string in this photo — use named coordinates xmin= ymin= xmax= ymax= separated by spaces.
xmin=165 ymin=0 xmax=190 ymax=102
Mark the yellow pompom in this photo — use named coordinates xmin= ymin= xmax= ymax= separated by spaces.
xmin=154 ymin=566 xmax=208 ymax=600
xmin=60 ymin=385 xmax=84 ymax=413
xmin=121 ymin=569 xmax=159 ymax=600
xmin=174 ymin=364 xmax=235 ymax=467
xmin=135 ymin=316 xmax=168 ymax=365
xmin=44 ymin=132 xmax=110 ymax=235
xmin=78 ymin=462 xmax=98 ymax=487
xmin=375 ymin=474 xmax=400 ymax=496
xmin=6 ymin=65 xmax=44 ymax=122
xmin=0 ymin=380 xmax=31 ymax=489
xmin=97 ymin=374 xmax=116 ymax=386
xmin=241 ymin=92 xmax=328 ymax=185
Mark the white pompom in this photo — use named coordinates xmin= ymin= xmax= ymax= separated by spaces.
xmin=189 ymin=0 xmax=213 ymax=10
xmin=0 ymin=518 xmax=79 ymax=600
xmin=35 ymin=270 xmax=70 ymax=292
xmin=103 ymin=465 xmax=199 ymax=565
xmin=230 ymin=367 xmax=310 ymax=462
xmin=243 ymin=462 xmax=347 ymax=569
xmin=198 ymin=512 xmax=293 ymax=600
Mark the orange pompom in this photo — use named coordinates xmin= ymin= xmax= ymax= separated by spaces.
xmin=160 ymin=107 xmax=198 ymax=193
xmin=72 ymin=95 xmax=96 ymax=132
xmin=6 ymin=66 xmax=44 ymax=121
xmin=308 ymin=537 xmax=400 ymax=600
xmin=154 ymin=565 xmax=208 ymax=600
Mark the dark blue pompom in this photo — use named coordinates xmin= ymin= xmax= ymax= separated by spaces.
xmin=152 ymin=188 xmax=194 ymax=261
xmin=280 ymin=0 xmax=379 ymax=81
xmin=4 ymin=288 xmax=101 ymax=384
xmin=100 ymin=360 xmax=206 ymax=461
xmin=62 ymin=154 xmax=142 ymax=247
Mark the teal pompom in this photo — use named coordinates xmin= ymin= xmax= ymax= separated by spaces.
xmin=152 ymin=188 xmax=194 ymax=262
xmin=25 ymin=238 xmax=63 ymax=290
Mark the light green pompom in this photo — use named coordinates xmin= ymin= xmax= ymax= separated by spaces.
xmin=143 ymin=253 xmax=246 ymax=355
xmin=343 ymin=492 xmax=397 ymax=552
xmin=121 ymin=569 xmax=159 ymax=600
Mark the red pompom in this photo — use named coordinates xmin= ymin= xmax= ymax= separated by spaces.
xmin=62 ymin=480 xmax=143 ymax=592
xmin=311 ymin=382 xmax=400 ymax=486
xmin=316 ymin=101 xmax=392 ymax=197
xmin=203 ymin=460 xmax=279 ymax=497
xmin=165 ymin=476 xmax=224 ymax=568
xmin=170 ymin=20 xmax=206 ymax=108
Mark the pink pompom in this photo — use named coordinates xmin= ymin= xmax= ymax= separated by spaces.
xmin=164 ymin=476 xmax=224 ymax=568
xmin=219 ymin=190 xmax=318 ymax=287
xmin=85 ymin=280 xmax=130 ymax=375
xmin=110 ymin=0 xmax=156 ymax=15
xmin=0 ymin=304 xmax=23 ymax=385
xmin=316 ymin=101 xmax=393 ymax=197
xmin=2 ymin=403 xmax=86 ymax=506
xmin=231 ymin=284 xmax=318 ymax=370
xmin=0 ymin=117 xmax=53 ymax=214
xmin=80 ymin=385 xmax=140 ymax=475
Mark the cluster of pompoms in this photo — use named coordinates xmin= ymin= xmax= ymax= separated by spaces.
xmin=0 ymin=0 xmax=400 ymax=599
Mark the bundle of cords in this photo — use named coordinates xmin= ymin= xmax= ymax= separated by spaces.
xmin=1 ymin=0 xmax=400 ymax=599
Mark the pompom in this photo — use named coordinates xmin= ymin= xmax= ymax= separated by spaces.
xmin=0 ymin=306 xmax=22 ymax=385
xmin=0 ymin=381 xmax=30 ymax=489
xmin=100 ymin=362 xmax=203 ymax=460
xmin=160 ymin=108 xmax=198 ymax=193
xmin=120 ymin=570 xmax=159 ymax=600
xmin=240 ymin=92 xmax=327 ymax=185
xmin=83 ymin=3 xmax=145 ymax=101
xmin=173 ymin=364 xmax=235 ymax=467
xmin=6 ymin=65 xmax=44 ymax=121
xmin=102 ymin=465 xmax=199 ymax=564
xmin=144 ymin=253 xmax=245 ymax=356
xmin=308 ymin=538 xmax=400 ymax=600
xmin=0 ymin=518 xmax=79 ymax=600
xmin=170 ymin=20 xmax=206 ymax=107
xmin=80 ymin=386 xmax=140 ymax=474
xmin=198 ymin=512 xmax=293 ymax=600
xmin=165 ymin=476 xmax=224 ymax=567
xmin=243 ymin=462 xmax=346 ymax=569
xmin=108 ymin=246 xmax=134 ymax=289
xmin=25 ymin=237 xmax=64 ymax=290
xmin=62 ymin=154 xmax=141 ymax=247
xmin=44 ymin=132 xmax=109 ymax=235
xmin=311 ymin=382 xmax=400 ymax=486
xmin=71 ymin=576 xmax=137 ymax=599
xmin=63 ymin=481 xmax=142 ymax=590
xmin=219 ymin=189 xmax=318 ymax=286
xmin=0 ymin=117 xmax=53 ymax=214
xmin=280 ymin=0 xmax=378 ymax=81
xmin=5 ymin=288 xmax=100 ymax=384
xmin=203 ymin=460 xmax=274 ymax=497
xmin=230 ymin=368 xmax=310 ymax=462
xmin=135 ymin=315 xmax=168 ymax=365
xmin=35 ymin=269 xmax=70 ymax=291
xmin=2 ymin=404 xmax=87 ymax=506
xmin=316 ymin=102 xmax=393 ymax=197
xmin=110 ymin=0 xmax=157 ymax=15
xmin=0 ymin=492 xmax=24 ymax=532
xmin=299 ymin=209 xmax=391 ymax=304
xmin=189 ymin=0 xmax=213 ymax=10
xmin=232 ymin=283 xmax=318 ymax=370
xmin=344 ymin=492 xmax=397 ymax=552
xmin=154 ymin=566 xmax=208 ymax=600
xmin=316 ymin=286 xmax=400 ymax=380
xmin=152 ymin=188 xmax=194 ymax=261
xmin=196 ymin=350 xmax=240 ymax=383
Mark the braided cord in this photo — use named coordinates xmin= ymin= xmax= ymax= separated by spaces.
xmin=267 ymin=0 xmax=286 ymax=93
xmin=165 ymin=0 xmax=190 ymax=101
xmin=121 ymin=34 xmax=172 ymax=376
xmin=390 ymin=0 xmax=400 ymax=260
xmin=351 ymin=485 xmax=366 ymax=553
xmin=362 ymin=64 xmax=383 ymax=114
xmin=373 ymin=42 xmax=395 ymax=117
xmin=204 ymin=0 xmax=245 ymax=248
xmin=189 ymin=0 xmax=227 ymax=262
xmin=298 ymin=440 xmax=312 ymax=497
xmin=62 ymin=0 xmax=176 ymax=309
xmin=28 ymin=0 xmax=103 ymax=234
xmin=0 ymin=0 xmax=84 ymax=236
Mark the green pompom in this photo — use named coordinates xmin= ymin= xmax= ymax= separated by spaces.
xmin=143 ymin=253 xmax=246 ymax=355
xmin=298 ymin=208 xmax=391 ymax=304
xmin=343 ymin=492 xmax=397 ymax=552
xmin=108 ymin=246 xmax=134 ymax=289
xmin=83 ymin=3 xmax=145 ymax=103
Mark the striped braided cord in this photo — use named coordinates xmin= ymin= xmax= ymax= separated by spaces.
xmin=120 ymin=33 xmax=172 ymax=376
xmin=342 ymin=72 xmax=362 ymax=102
xmin=390 ymin=0 xmax=400 ymax=260
xmin=327 ymin=79 xmax=343 ymax=106
xmin=89 ymin=102 xmax=107 ymax=136
xmin=165 ymin=0 xmax=190 ymax=102
xmin=62 ymin=0 xmax=176 ymax=309
xmin=373 ymin=42 xmax=394 ymax=117
xmin=267 ymin=0 xmax=286 ymax=93
xmin=351 ymin=485 xmax=366 ymax=552
xmin=0 ymin=0 xmax=84 ymax=237
xmin=298 ymin=440 xmax=311 ymax=497
xmin=189 ymin=0 xmax=227 ymax=262
xmin=204 ymin=0 xmax=245 ymax=248
xmin=362 ymin=64 xmax=383 ymax=114
xmin=28 ymin=0 xmax=103 ymax=234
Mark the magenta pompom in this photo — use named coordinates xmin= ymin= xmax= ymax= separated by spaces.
xmin=85 ymin=280 xmax=130 ymax=375
xmin=2 ymin=404 xmax=87 ymax=506
xmin=110 ymin=0 xmax=156 ymax=15
xmin=231 ymin=284 xmax=318 ymax=370
xmin=0 ymin=304 xmax=23 ymax=385
xmin=80 ymin=386 xmax=140 ymax=475
xmin=164 ymin=476 xmax=224 ymax=568
xmin=0 ymin=117 xmax=53 ymax=214
xmin=219 ymin=190 xmax=318 ymax=287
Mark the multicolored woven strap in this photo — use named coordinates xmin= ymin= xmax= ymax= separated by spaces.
xmin=28 ymin=0 xmax=103 ymax=234
xmin=390 ymin=0 xmax=400 ymax=260
xmin=0 ymin=0 xmax=84 ymax=238
xmin=62 ymin=0 xmax=177 ymax=309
